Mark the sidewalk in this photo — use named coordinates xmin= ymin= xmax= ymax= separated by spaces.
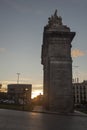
xmin=32 ymin=105 xmax=87 ymax=117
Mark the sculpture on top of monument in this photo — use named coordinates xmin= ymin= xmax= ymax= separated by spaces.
xmin=45 ymin=10 xmax=70 ymax=32
xmin=54 ymin=9 xmax=57 ymax=17
xmin=48 ymin=9 xmax=62 ymax=27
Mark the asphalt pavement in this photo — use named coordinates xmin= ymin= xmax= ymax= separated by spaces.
xmin=0 ymin=109 xmax=87 ymax=130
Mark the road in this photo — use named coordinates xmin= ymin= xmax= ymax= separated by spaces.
xmin=0 ymin=109 xmax=87 ymax=130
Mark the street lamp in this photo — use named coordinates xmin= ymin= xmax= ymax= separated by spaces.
xmin=17 ymin=73 xmax=20 ymax=84
xmin=23 ymin=88 xmax=29 ymax=110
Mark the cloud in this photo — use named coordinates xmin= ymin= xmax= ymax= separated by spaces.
xmin=20 ymin=77 xmax=31 ymax=83
xmin=0 ymin=80 xmax=16 ymax=88
xmin=0 ymin=48 xmax=6 ymax=53
xmin=33 ymin=84 xmax=43 ymax=90
xmin=33 ymin=84 xmax=43 ymax=87
xmin=1 ymin=80 xmax=43 ymax=89
xmin=71 ymin=49 xmax=85 ymax=58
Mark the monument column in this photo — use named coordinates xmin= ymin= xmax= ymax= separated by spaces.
xmin=41 ymin=10 xmax=76 ymax=113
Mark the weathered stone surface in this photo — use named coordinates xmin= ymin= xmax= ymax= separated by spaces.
xmin=41 ymin=10 xmax=75 ymax=113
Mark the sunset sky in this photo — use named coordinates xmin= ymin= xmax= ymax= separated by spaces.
xmin=0 ymin=0 xmax=87 ymax=98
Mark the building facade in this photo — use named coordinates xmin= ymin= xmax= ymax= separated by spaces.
xmin=41 ymin=10 xmax=75 ymax=112
xmin=73 ymin=81 xmax=87 ymax=105
xmin=8 ymin=84 xmax=32 ymax=104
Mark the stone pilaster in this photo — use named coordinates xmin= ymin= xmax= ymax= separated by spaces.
xmin=41 ymin=10 xmax=75 ymax=112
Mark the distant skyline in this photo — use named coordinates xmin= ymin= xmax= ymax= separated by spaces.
xmin=0 ymin=0 xmax=87 ymax=98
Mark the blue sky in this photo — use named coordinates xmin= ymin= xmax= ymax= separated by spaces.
xmin=0 ymin=0 xmax=87 ymax=97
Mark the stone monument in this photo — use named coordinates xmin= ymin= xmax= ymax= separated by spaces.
xmin=41 ymin=10 xmax=76 ymax=113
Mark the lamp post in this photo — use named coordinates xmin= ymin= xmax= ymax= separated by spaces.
xmin=23 ymin=88 xmax=29 ymax=111
xmin=15 ymin=73 xmax=20 ymax=104
xmin=17 ymin=73 xmax=20 ymax=84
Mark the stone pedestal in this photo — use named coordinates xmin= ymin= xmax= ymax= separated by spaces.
xmin=41 ymin=10 xmax=75 ymax=113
